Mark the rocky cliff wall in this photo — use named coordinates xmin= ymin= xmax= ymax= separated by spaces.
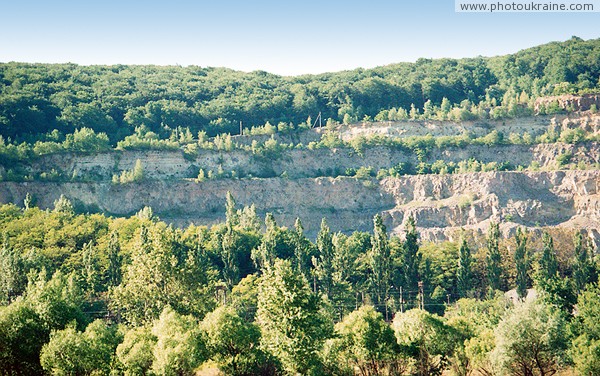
xmin=1 ymin=170 xmax=598 ymax=242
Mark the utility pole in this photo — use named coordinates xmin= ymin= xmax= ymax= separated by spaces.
xmin=418 ymin=281 xmax=424 ymax=310
xmin=239 ymin=121 xmax=243 ymax=135
xmin=399 ymin=286 xmax=404 ymax=313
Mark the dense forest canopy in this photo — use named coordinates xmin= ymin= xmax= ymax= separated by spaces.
xmin=0 ymin=197 xmax=598 ymax=375
xmin=1 ymin=36 xmax=599 ymax=143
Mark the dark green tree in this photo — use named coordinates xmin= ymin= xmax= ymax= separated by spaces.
xmin=573 ymin=231 xmax=596 ymax=294
xmin=313 ymin=218 xmax=335 ymax=297
xmin=402 ymin=215 xmax=421 ymax=295
xmin=456 ymin=234 xmax=472 ymax=298
xmin=369 ymin=214 xmax=391 ymax=308
xmin=486 ymin=221 xmax=502 ymax=293
xmin=514 ymin=227 xmax=530 ymax=300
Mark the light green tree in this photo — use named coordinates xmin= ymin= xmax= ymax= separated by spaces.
xmin=326 ymin=305 xmax=403 ymax=376
xmin=151 ymin=306 xmax=207 ymax=376
xmin=493 ymin=299 xmax=567 ymax=376
xmin=40 ymin=319 xmax=123 ymax=376
xmin=116 ymin=326 xmax=157 ymax=376
xmin=257 ymin=259 xmax=332 ymax=375
xmin=201 ymin=305 xmax=270 ymax=375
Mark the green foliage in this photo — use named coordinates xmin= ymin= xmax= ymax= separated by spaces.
xmin=40 ymin=320 xmax=123 ymax=376
xmin=150 ymin=306 xmax=207 ymax=376
xmin=116 ymin=326 xmax=156 ymax=376
xmin=514 ymin=227 xmax=530 ymax=300
xmin=493 ymin=299 xmax=568 ymax=376
xmin=109 ymin=224 xmax=216 ymax=325
xmin=326 ymin=305 xmax=403 ymax=376
xmin=456 ymin=235 xmax=472 ymax=298
xmin=392 ymin=309 xmax=459 ymax=375
xmin=570 ymin=283 xmax=600 ymax=375
xmin=257 ymin=259 xmax=332 ymax=375
xmin=486 ymin=221 xmax=503 ymax=293
xmin=201 ymin=305 xmax=270 ymax=375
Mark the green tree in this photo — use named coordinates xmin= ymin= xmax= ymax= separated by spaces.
xmin=110 ymin=225 xmax=214 ymax=325
xmin=40 ymin=319 xmax=123 ymax=376
xmin=486 ymin=221 xmax=502 ymax=293
xmin=536 ymin=232 xmax=558 ymax=282
xmin=456 ymin=235 xmax=472 ymax=298
xmin=116 ymin=326 xmax=157 ymax=376
xmin=402 ymin=215 xmax=421 ymax=296
xmin=257 ymin=259 xmax=332 ymax=375
xmin=81 ymin=241 xmax=99 ymax=295
xmin=392 ymin=309 xmax=458 ymax=376
xmin=0 ymin=300 xmax=47 ymax=375
xmin=570 ymin=283 xmax=600 ymax=375
xmin=252 ymin=213 xmax=278 ymax=270
xmin=572 ymin=231 xmax=596 ymax=294
xmin=313 ymin=218 xmax=335 ymax=297
xmin=327 ymin=305 xmax=403 ymax=376
xmin=514 ymin=227 xmax=529 ymax=300
xmin=225 ymin=191 xmax=239 ymax=227
xmin=201 ymin=305 xmax=270 ymax=375
xmin=368 ymin=214 xmax=391 ymax=309
xmin=0 ymin=238 xmax=26 ymax=303
xmin=106 ymin=230 xmax=122 ymax=288
xmin=151 ymin=306 xmax=207 ymax=376
xmin=292 ymin=218 xmax=313 ymax=279
xmin=53 ymin=194 xmax=74 ymax=215
xmin=493 ymin=299 xmax=567 ymax=376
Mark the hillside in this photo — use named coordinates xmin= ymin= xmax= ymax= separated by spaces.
xmin=1 ymin=109 xmax=599 ymax=244
xmin=1 ymin=36 xmax=600 ymax=143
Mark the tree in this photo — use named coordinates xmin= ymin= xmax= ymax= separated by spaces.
xmin=40 ymin=319 xmax=123 ymax=376
xmin=392 ymin=309 xmax=458 ymax=376
xmin=570 ymin=283 xmax=600 ymax=375
xmin=151 ymin=306 xmax=207 ymax=376
xmin=514 ymin=227 xmax=529 ymax=300
xmin=106 ymin=230 xmax=122 ymax=288
xmin=456 ymin=234 xmax=472 ymax=298
xmin=486 ymin=221 xmax=502 ymax=293
xmin=292 ymin=218 xmax=313 ymax=279
xmin=53 ymin=194 xmax=74 ymax=215
xmin=0 ymin=300 xmax=47 ymax=375
xmin=368 ymin=214 xmax=391 ymax=309
xmin=493 ymin=299 xmax=567 ymax=376
xmin=313 ymin=218 xmax=335 ymax=297
xmin=110 ymin=224 xmax=215 ymax=325
xmin=536 ymin=232 xmax=558 ymax=282
xmin=0 ymin=238 xmax=25 ymax=303
xmin=252 ymin=213 xmax=278 ymax=270
xmin=572 ymin=231 xmax=596 ymax=294
xmin=220 ymin=222 xmax=241 ymax=288
xmin=327 ymin=305 xmax=403 ymax=376
xmin=225 ymin=191 xmax=239 ymax=227
xmin=402 ymin=215 xmax=421 ymax=295
xmin=201 ymin=305 xmax=271 ymax=375
xmin=257 ymin=259 xmax=332 ymax=375
xmin=81 ymin=241 xmax=99 ymax=295
xmin=116 ymin=326 xmax=157 ymax=376
xmin=534 ymin=232 xmax=576 ymax=315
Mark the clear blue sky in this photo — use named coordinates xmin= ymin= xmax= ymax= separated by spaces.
xmin=0 ymin=0 xmax=598 ymax=75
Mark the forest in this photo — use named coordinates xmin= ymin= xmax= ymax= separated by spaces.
xmin=0 ymin=194 xmax=599 ymax=375
xmin=1 ymin=36 xmax=600 ymax=146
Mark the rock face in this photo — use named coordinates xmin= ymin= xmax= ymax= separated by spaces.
xmin=1 ymin=170 xmax=598 ymax=241
xmin=535 ymin=94 xmax=600 ymax=113
xmin=1 ymin=111 xmax=599 ymax=241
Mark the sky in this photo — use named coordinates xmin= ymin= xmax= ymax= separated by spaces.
xmin=0 ymin=0 xmax=599 ymax=76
